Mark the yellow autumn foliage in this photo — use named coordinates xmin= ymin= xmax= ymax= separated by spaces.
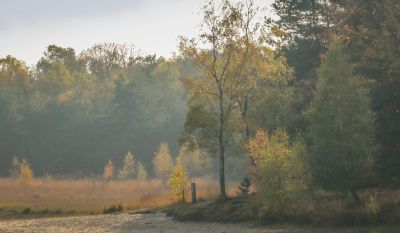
xmin=19 ymin=159 xmax=33 ymax=185
xmin=169 ymin=160 xmax=189 ymax=202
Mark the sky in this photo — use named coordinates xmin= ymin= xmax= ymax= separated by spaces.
xmin=1 ymin=0 xmax=274 ymax=67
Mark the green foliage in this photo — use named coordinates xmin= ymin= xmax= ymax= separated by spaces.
xmin=118 ymin=151 xmax=135 ymax=180
xmin=136 ymin=162 xmax=148 ymax=181
xmin=308 ymin=41 xmax=375 ymax=198
xmin=247 ymin=128 xmax=305 ymax=213
xmin=22 ymin=207 xmax=31 ymax=214
xmin=169 ymin=160 xmax=189 ymax=202
xmin=179 ymin=0 xmax=293 ymax=198
xmin=0 ymin=43 xmax=188 ymax=177
xmin=37 ymin=45 xmax=85 ymax=73
xmin=337 ymin=0 xmax=400 ymax=181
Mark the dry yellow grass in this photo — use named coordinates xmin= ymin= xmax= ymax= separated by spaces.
xmin=0 ymin=178 xmax=238 ymax=216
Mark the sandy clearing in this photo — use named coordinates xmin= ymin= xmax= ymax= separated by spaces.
xmin=0 ymin=213 xmax=354 ymax=233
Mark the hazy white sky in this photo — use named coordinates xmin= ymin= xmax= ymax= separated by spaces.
xmin=1 ymin=0 xmax=274 ymax=66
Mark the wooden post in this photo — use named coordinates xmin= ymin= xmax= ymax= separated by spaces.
xmin=191 ymin=183 xmax=196 ymax=203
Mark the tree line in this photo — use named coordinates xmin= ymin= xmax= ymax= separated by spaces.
xmin=0 ymin=44 xmax=190 ymax=177
xmin=1 ymin=0 xmax=399 ymax=203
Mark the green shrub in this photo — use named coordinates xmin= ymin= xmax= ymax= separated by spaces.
xmin=237 ymin=178 xmax=251 ymax=196
xmin=55 ymin=209 xmax=63 ymax=214
xmin=22 ymin=207 xmax=31 ymax=214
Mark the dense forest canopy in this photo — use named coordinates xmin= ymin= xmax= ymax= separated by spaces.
xmin=0 ymin=0 xmax=399 ymax=196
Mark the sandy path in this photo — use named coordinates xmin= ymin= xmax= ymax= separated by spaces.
xmin=0 ymin=213 xmax=351 ymax=233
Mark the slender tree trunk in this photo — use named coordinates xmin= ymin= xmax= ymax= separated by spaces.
xmin=350 ymin=188 xmax=361 ymax=204
xmin=219 ymin=91 xmax=227 ymax=200
xmin=220 ymin=147 xmax=226 ymax=199
xmin=219 ymin=117 xmax=226 ymax=199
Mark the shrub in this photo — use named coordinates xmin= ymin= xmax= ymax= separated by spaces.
xmin=10 ymin=157 xmax=34 ymax=184
xmin=22 ymin=207 xmax=31 ymax=214
xmin=19 ymin=159 xmax=33 ymax=185
xmin=118 ymin=152 xmax=135 ymax=180
xmin=153 ymin=142 xmax=174 ymax=185
xmin=136 ymin=162 xmax=148 ymax=181
xmin=103 ymin=160 xmax=114 ymax=181
xmin=247 ymin=128 xmax=305 ymax=213
xmin=169 ymin=160 xmax=189 ymax=202
xmin=237 ymin=177 xmax=251 ymax=196
xmin=10 ymin=156 xmax=20 ymax=180
xmin=364 ymin=194 xmax=380 ymax=224
xmin=103 ymin=204 xmax=123 ymax=214
xmin=43 ymin=172 xmax=52 ymax=181
xmin=55 ymin=209 xmax=63 ymax=214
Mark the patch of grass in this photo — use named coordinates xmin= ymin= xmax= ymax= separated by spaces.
xmin=66 ymin=210 xmax=76 ymax=214
xmin=0 ymin=178 xmax=236 ymax=218
xmin=7 ymin=209 xmax=18 ymax=214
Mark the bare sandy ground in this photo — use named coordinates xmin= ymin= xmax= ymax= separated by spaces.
xmin=0 ymin=213 xmax=368 ymax=233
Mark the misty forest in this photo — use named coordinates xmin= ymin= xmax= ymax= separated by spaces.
xmin=1 ymin=0 xmax=400 ymax=229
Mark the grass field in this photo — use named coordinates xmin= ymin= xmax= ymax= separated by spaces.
xmin=0 ymin=178 xmax=238 ymax=218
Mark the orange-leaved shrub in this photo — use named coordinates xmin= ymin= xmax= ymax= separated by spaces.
xmin=103 ymin=160 xmax=114 ymax=181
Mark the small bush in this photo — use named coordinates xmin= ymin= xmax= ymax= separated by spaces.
xmin=41 ymin=209 xmax=48 ymax=214
xmin=136 ymin=162 xmax=148 ymax=181
xmin=364 ymin=194 xmax=380 ymax=224
xmin=103 ymin=204 xmax=123 ymax=214
xmin=118 ymin=152 xmax=135 ymax=180
xmin=43 ymin=172 xmax=52 ymax=181
xmin=55 ymin=209 xmax=63 ymax=214
xmin=10 ymin=156 xmax=20 ymax=180
xmin=22 ymin=207 xmax=31 ymax=214
xmin=237 ymin=177 xmax=251 ymax=196
xmin=19 ymin=159 xmax=34 ymax=185
xmin=103 ymin=160 xmax=114 ymax=181
xmin=169 ymin=160 xmax=189 ymax=202
xmin=10 ymin=157 xmax=33 ymax=184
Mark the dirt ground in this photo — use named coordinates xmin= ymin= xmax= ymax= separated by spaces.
xmin=0 ymin=212 xmax=352 ymax=233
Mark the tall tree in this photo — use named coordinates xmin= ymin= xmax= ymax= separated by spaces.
xmin=267 ymin=0 xmax=338 ymax=133
xmin=336 ymin=0 xmax=400 ymax=182
xmin=0 ymin=55 xmax=31 ymax=96
xmin=37 ymin=45 xmax=85 ymax=73
xmin=308 ymin=41 xmax=375 ymax=202
xmin=179 ymin=0 xmax=292 ymax=199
